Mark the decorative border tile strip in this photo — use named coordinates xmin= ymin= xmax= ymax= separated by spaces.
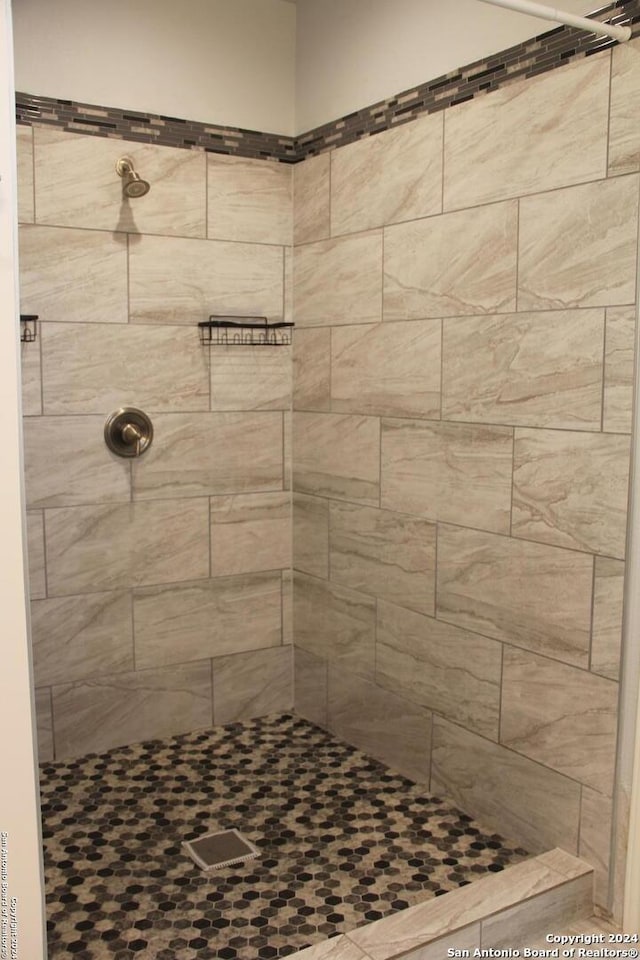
xmin=15 ymin=0 xmax=640 ymax=165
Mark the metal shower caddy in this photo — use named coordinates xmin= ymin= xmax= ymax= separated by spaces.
xmin=198 ymin=316 xmax=294 ymax=347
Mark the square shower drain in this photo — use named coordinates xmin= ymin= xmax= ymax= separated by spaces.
xmin=182 ymin=828 xmax=260 ymax=871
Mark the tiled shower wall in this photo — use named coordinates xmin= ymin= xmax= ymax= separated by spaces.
xmin=291 ymin=44 xmax=640 ymax=910
xmin=16 ymin=126 xmax=293 ymax=762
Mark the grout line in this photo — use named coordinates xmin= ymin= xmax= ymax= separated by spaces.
xmin=589 ymin=554 xmax=597 ymax=673
xmin=48 ymin=686 xmax=56 ymax=762
xmin=510 ymin=427 xmax=516 ymax=536
xmin=601 ymin=311 xmax=608 ymax=433
xmin=498 ymin=642 xmax=505 ymax=744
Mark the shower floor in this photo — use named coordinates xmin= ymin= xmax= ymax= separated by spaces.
xmin=41 ymin=713 xmax=528 ymax=960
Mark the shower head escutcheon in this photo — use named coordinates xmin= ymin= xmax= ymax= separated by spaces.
xmin=115 ymin=156 xmax=151 ymax=198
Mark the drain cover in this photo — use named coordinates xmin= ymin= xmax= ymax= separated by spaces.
xmin=182 ymin=829 xmax=260 ymax=871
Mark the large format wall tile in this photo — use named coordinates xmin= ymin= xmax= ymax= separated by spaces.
xmin=293 ymin=153 xmax=331 ymax=246
xmin=383 ymin=201 xmax=517 ymax=320
xmin=293 ymin=412 xmax=380 ymax=505
xmin=26 ymin=511 xmax=46 ymax=600
xmin=512 ymin=429 xmax=630 ymax=558
xmin=24 ymin=416 xmax=130 ymax=508
xmin=46 ymin=498 xmax=210 ymax=596
xmin=282 ymin=569 xmax=292 ymax=644
xmin=501 ymin=648 xmax=619 ymax=793
xmin=35 ymin=687 xmax=53 ymax=762
xmin=381 ymin=419 xmax=513 ymax=534
xmin=31 ymin=591 xmax=133 ymax=687
xmin=294 ymin=572 xmax=375 ymax=680
xmin=134 ymin=572 xmax=282 ymax=668
xmin=20 ymin=339 xmax=42 ymax=417
xmin=518 ymin=175 xmax=639 ymax=311
xmin=34 ymin=127 xmax=206 ymax=237
xmin=294 ymin=647 xmax=328 ymax=728
xmin=437 ymin=526 xmax=593 ymax=668
xmin=609 ymin=37 xmax=640 ymax=176
xmin=591 ymin=557 xmax=625 ymax=682
xmin=129 ymin=234 xmax=283 ymax=324
xmin=210 ymin=492 xmax=290 ymax=576
xmin=431 ymin=717 xmax=582 ymax=855
xmin=327 ymin=668 xmax=432 ymax=784
xmin=293 ymin=493 xmax=329 ymax=579
xmin=212 ymin=646 xmax=292 ymax=724
xmin=51 ymin=660 xmax=213 ymax=758
xmin=329 ymin=502 xmax=436 ymax=615
xmin=604 ymin=306 xmax=636 ymax=434
xmin=293 ymin=328 xmax=331 ymax=411
xmin=16 ymin=125 xmax=34 ymax=224
xmin=444 ymin=55 xmax=609 ymax=209
xmin=19 ymin=225 xmax=128 ymax=325
xmin=442 ymin=310 xmax=604 ymax=430
xmin=41 ymin=322 xmax=209 ymax=415
xmin=294 ymin=231 xmax=383 ymax=327
xmin=331 ymin=112 xmax=443 ymax=235
xmin=132 ymin=412 xmax=283 ymax=499
xmin=210 ymin=347 xmax=291 ymax=411
xmin=376 ymin=600 xmax=501 ymax=739
xmin=331 ymin=320 xmax=441 ymax=418
xmin=207 ymin=154 xmax=291 ymax=245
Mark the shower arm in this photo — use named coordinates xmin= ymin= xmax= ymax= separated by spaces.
xmin=476 ymin=0 xmax=632 ymax=42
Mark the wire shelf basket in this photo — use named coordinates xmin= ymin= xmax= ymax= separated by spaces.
xmin=198 ymin=316 xmax=294 ymax=347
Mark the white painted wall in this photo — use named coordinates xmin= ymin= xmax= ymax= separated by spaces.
xmin=0 ymin=1 xmax=46 ymax=956
xmin=295 ymin=0 xmax=598 ymax=132
xmin=12 ymin=0 xmax=296 ymax=135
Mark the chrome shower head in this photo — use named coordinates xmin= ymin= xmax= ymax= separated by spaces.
xmin=115 ymin=156 xmax=151 ymax=198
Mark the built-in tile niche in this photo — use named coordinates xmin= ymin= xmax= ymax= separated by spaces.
xmin=17 ymin=125 xmax=293 ymax=761
xmin=291 ymin=47 xmax=638 ymax=914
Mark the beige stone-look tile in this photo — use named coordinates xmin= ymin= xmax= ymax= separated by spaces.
xmin=442 ymin=310 xmax=605 ymax=430
xmin=26 ymin=511 xmax=46 ymax=600
xmin=290 ymin=936 xmax=368 ymax=960
xmin=212 ymin=646 xmax=292 ymax=724
xmin=331 ymin=320 xmax=441 ymax=418
xmin=293 ymin=493 xmax=329 ymax=579
xmin=431 ymin=717 xmax=581 ymax=856
xmin=46 ymin=498 xmax=210 ymax=597
xmin=293 ymin=153 xmax=331 ymax=246
xmin=51 ymin=660 xmax=212 ymax=759
xmin=444 ymin=54 xmax=609 ymax=210
xmin=129 ymin=234 xmax=283 ymax=324
xmin=383 ymin=201 xmax=518 ymax=320
xmin=500 ymin=647 xmax=619 ymax=793
xmin=376 ymin=600 xmax=501 ymax=739
xmin=293 ymin=327 xmax=331 ymax=411
xmin=580 ymin=787 xmax=613 ymax=909
xmin=327 ymin=668 xmax=432 ymax=784
xmin=34 ymin=127 xmax=206 ymax=237
xmin=35 ymin=687 xmax=53 ymax=762
xmin=207 ymin=154 xmax=291 ymax=244
xmin=210 ymin=346 xmax=291 ymax=410
xmin=535 ymin=848 xmax=594 ymax=881
xmin=210 ymin=492 xmax=290 ymax=576
xmin=330 ymin=502 xmax=436 ymax=615
xmin=293 ymin=412 xmax=380 ymax=506
xmin=134 ymin=572 xmax=281 ymax=669
xmin=41 ymin=322 xmax=209 ymax=415
xmin=437 ymin=525 xmax=593 ymax=668
xmin=481 ymin=873 xmax=593 ymax=949
xmin=512 ymin=429 xmax=631 ymax=558
xmin=24 ymin=416 xmax=130 ymax=508
xmin=518 ymin=176 xmax=639 ymax=311
xmin=284 ymin=245 xmax=293 ymax=323
xmin=19 ymin=225 xmax=128 ymax=324
xmin=31 ymin=591 xmax=133 ymax=687
xmin=381 ymin=419 xmax=513 ymax=534
xmin=282 ymin=569 xmax=292 ymax=644
xmin=294 ymin=231 xmax=383 ymax=327
xmin=284 ymin=410 xmax=291 ymax=493
xmin=331 ymin=112 xmax=443 ymax=235
xmin=592 ymin=557 xmax=624 ymax=681
xmin=20 ymin=338 xmax=42 ymax=417
xmin=398 ymin=924 xmax=481 ymax=960
xmin=604 ymin=306 xmax=636 ymax=434
xmin=609 ymin=37 xmax=640 ymax=176
xmin=132 ymin=412 xmax=283 ymax=500
xmin=294 ymin=647 xmax=328 ymax=728
xmin=294 ymin=572 xmax=375 ymax=680
xmin=16 ymin=125 xmax=34 ymax=223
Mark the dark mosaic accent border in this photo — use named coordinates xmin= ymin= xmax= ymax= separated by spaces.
xmin=15 ymin=0 xmax=640 ymax=164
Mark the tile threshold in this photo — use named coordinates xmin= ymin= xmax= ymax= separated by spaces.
xmin=289 ymin=848 xmax=594 ymax=960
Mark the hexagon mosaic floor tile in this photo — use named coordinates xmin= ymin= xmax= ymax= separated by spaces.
xmin=40 ymin=714 xmax=528 ymax=959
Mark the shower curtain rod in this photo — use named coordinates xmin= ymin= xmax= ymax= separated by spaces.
xmin=477 ymin=0 xmax=632 ymax=42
